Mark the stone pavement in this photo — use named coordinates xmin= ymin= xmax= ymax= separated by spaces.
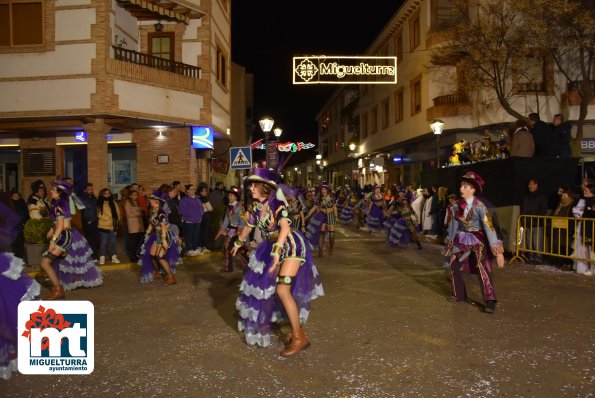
xmin=3 ymin=227 xmax=594 ymax=397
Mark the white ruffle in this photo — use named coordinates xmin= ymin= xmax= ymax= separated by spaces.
xmin=0 ymin=359 xmax=18 ymax=380
xmin=62 ymin=275 xmax=103 ymax=291
xmin=237 ymin=321 xmax=272 ymax=347
xmin=1 ymin=253 xmax=25 ymax=280
xmin=22 ymin=279 xmax=41 ymax=301
xmin=247 ymin=253 xmax=266 ymax=274
xmin=238 ymin=280 xmax=276 ymax=300
xmin=58 ymin=257 xmax=101 ymax=275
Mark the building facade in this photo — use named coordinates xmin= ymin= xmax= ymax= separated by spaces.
xmin=0 ymin=0 xmax=232 ymax=195
xmin=316 ymin=0 xmax=595 ymax=189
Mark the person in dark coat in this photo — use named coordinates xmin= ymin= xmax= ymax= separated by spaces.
xmin=528 ymin=113 xmax=557 ymax=157
xmin=9 ymin=190 xmax=29 ymax=258
xmin=79 ymin=183 xmax=99 ymax=261
xmin=552 ymin=114 xmax=572 ymax=158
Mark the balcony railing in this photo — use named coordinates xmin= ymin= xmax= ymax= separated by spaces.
xmin=113 ymin=46 xmax=201 ymax=79
xmin=432 ymin=93 xmax=468 ymax=106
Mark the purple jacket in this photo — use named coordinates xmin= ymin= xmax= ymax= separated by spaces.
xmin=179 ymin=195 xmax=204 ymax=223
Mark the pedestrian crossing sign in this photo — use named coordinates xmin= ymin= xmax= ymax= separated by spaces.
xmin=230 ymin=146 xmax=252 ymax=170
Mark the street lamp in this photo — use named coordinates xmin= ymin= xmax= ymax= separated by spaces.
xmin=430 ymin=119 xmax=444 ymax=168
xmin=273 ymin=127 xmax=283 ymax=138
xmin=259 ymin=116 xmax=274 ymax=169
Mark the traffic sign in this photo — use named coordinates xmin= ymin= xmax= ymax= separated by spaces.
xmin=230 ymin=146 xmax=252 ymax=170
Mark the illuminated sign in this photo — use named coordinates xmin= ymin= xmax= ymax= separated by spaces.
xmin=75 ymin=131 xmax=87 ymax=142
xmin=192 ymin=126 xmax=214 ymax=149
xmin=254 ymin=142 xmax=316 ymax=152
xmin=293 ymin=56 xmax=397 ymax=85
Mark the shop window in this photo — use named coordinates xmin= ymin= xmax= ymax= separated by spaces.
xmin=0 ymin=0 xmax=43 ymax=47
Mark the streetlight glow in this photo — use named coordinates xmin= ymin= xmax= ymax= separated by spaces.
xmin=259 ymin=117 xmax=274 ymax=133
xmin=273 ymin=127 xmax=283 ymax=138
xmin=430 ymin=119 xmax=445 ymax=168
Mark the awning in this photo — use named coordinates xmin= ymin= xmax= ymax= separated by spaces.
xmin=116 ymin=0 xmax=207 ymax=24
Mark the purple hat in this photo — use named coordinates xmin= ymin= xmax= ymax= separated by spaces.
xmin=461 ymin=171 xmax=485 ymax=193
xmin=244 ymin=168 xmax=280 ymax=189
xmin=52 ymin=178 xmax=73 ymax=196
xmin=149 ymin=190 xmax=167 ymax=202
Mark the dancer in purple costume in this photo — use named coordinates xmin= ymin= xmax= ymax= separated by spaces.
xmin=0 ymin=202 xmax=41 ymax=379
xmin=214 ymin=186 xmax=249 ymax=272
xmin=40 ymin=179 xmax=102 ymax=300
xmin=231 ymin=168 xmax=324 ymax=357
xmin=387 ymin=198 xmax=422 ymax=249
xmin=366 ymin=186 xmax=385 ymax=233
xmin=445 ymin=171 xmax=505 ymax=314
xmin=139 ymin=191 xmax=181 ymax=285
xmin=306 ymin=184 xmax=337 ymax=257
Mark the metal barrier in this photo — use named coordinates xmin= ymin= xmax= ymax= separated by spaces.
xmin=510 ymin=214 xmax=595 ymax=263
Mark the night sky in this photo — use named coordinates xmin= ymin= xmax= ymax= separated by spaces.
xmin=231 ymin=1 xmax=403 ymax=152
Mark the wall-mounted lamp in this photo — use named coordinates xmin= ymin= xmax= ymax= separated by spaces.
xmin=155 ymin=21 xmax=164 ymax=32
xmin=157 ymin=130 xmax=165 ymax=138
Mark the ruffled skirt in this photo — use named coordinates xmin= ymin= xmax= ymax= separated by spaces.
xmin=0 ymin=253 xmax=40 ymax=380
xmin=56 ymin=229 xmax=103 ymax=291
xmin=366 ymin=205 xmax=384 ymax=232
xmin=138 ymin=233 xmax=182 ymax=283
xmin=235 ymin=230 xmax=324 ymax=347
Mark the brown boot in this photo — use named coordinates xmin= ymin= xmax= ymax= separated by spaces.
xmin=45 ymin=285 xmax=65 ymax=300
xmin=162 ymin=274 xmax=177 ymax=286
xmin=153 ymin=271 xmax=162 ymax=280
xmin=281 ymin=328 xmax=310 ymax=357
xmin=318 ymin=236 xmax=324 ymax=257
xmin=328 ymin=232 xmax=334 ymax=255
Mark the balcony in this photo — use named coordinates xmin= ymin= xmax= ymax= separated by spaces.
xmin=113 ymin=46 xmax=200 ymax=78
xmin=107 ymin=46 xmax=208 ymax=93
xmin=426 ymin=93 xmax=472 ymax=120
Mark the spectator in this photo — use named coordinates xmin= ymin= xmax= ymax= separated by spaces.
xmin=123 ymin=189 xmax=145 ymax=262
xmin=510 ymin=119 xmax=535 ymax=157
xmin=528 ymin=113 xmax=556 ymax=157
xmin=552 ymin=114 xmax=572 ymax=158
xmin=476 ymin=135 xmax=499 ymax=160
xmin=27 ymin=179 xmax=50 ymax=219
xmin=10 ymin=189 xmax=28 ymax=258
xmin=97 ymin=188 xmax=121 ymax=265
xmin=179 ymin=184 xmax=204 ymax=256
xmin=571 ymin=178 xmax=595 ymax=275
xmin=521 ymin=178 xmax=549 ymax=264
xmin=80 ymin=183 xmax=99 ymax=261
xmin=209 ymin=181 xmax=227 ymax=248
xmin=197 ymin=183 xmax=214 ymax=253
xmin=549 ymin=187 xmax=575 ymax=269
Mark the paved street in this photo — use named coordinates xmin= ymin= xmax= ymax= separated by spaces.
xmin=2 ymin=226 xmax=594 ymax=397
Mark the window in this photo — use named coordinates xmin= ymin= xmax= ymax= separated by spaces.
xmin=150 ymin=33 xmax=174 ymax=60
xmin=410 ymin=75 xmax=422 ymax=115
xmin=0 ymin=0 xmax=43 ymax=47
xmin=381 ymin=98 xmax=389 ymax=129
xmin=394 ymin=31 xmax=403 ymax=63
xmin=432 ymin=0 xmax=457 ymax=29
xmin=23 ymin=148 xmax=55 ymax=176
xmin=216 ymin=45 xmax=228 ymax=88
xmin=410 ymin=11 xmax=421 ymax=51
xmin=394 ymin=89 xmax=404 ymax=123
xmin=371 ymin=106 xmax=378 ymax=134
xmin=361 ymin=113 xmax=368 ymax=139
xmin=517 ymin=56 xmax=546 ymax=92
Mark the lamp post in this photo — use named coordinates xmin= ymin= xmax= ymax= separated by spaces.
xmin=430 ymin=119 xmax=444 ymax=168
xmin=259 ymin=116 xmax=274 ymax=169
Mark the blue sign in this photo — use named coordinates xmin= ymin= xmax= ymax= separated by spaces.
xmin=75 ymin=131 xmax=87 ymax=142
xmin=192 ymin=126 xmax=214 ymax=149
xmin=393 ymin=155 xmax=403 ymax=164
xmin=230 ymin=147 xmax=252 ymax=170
